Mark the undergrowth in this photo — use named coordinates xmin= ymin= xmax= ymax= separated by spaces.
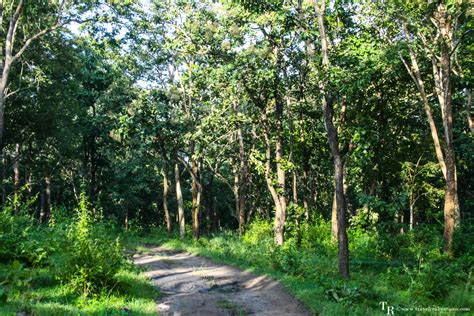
xmin=0 ymin=193 xmax=158 ymax=315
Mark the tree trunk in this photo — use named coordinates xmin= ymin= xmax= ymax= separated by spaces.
xmin=263 ymin=125 xmax=283 ymax=245
xmin=191 ymin=158 xmax=201 ymax=239
xmin=40 ymin=186 xmax=45 ymax=223
xmin=237 ymin=126 xmax=247 ymax=235
xmin=0 ymin=74 xmax=9 ymax=151
xmin=42 ymin=174 xmax=51 ymax=223
xmin=400 ymin=10 xmax=460 ymax=252
xmin=400 ymin=26 xmax=447 ymax=179
xmin=161 ymin=168 xmax=172 ymax=233
xmin=13 ymin=143 xmax=20 ymax=199
xmin=175 ymin=162 xmax=185 ymax=239
xmin=124 ymin=207 xmax=129 ymax=230
xmin=331 ymin=191 xmax=338 ymax=238
xmin=467 ymin=88 xmax=473 ymax=133
xmin=274 ymin=45 xmax=287 ymax=246
xmin=302 ymin=162 xmax=310 ymax=220
xmin=315 ymin=0 xmax=349 ymax=278
xmin=432 ymin=4 xmax=459 ymax=252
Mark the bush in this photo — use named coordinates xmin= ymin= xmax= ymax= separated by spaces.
xmin=300 ymin=215 xmax=333 ymax=252
xmin=52 ymin=194 xmax=124 ymax=296
xmin=0 ymin=210 xmax=34 ymax=263
xmin=243 ymin=218 xmax=273 ymax=245
xmin=0 ymin=189 xmax=38 ymax=264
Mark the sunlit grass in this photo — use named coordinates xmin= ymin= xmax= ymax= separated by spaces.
xmin=0 ymin=266 xmax=158 ymax=315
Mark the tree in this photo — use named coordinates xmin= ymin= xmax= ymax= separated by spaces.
xmin=312 ymin=0 xmax=349 ymax=278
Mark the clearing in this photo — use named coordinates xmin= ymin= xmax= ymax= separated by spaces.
xmin=133 ymin=246 xmax=311 ymax=316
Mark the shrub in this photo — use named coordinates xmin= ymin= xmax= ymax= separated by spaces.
xmin=52 ymin=194 xmax=124 ymax=296
xmin=243 ymin=218 xmax=273 ymax=245
xmin=300 ymin=215 xmax=333 ymax=252
xmin=0 ymin=188 xmax=40 ymax=264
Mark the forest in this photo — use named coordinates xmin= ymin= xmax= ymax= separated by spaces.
xmin=0 ymin=0 xmax=472 ymax=315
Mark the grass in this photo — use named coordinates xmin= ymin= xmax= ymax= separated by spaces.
xmin=123 ymin=226 xmax=473 ymax=316
xmin=0 ymin=265 xmax=159 ymax=315
xmin=216 ymin=298 xmax=249 ymax=315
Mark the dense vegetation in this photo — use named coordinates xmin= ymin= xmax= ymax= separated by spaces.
xmin=0 ymin=0 xmax=472 ymax=314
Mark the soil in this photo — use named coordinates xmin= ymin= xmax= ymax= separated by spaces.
xmin=133 ymin=246 xmax=312 ymax=316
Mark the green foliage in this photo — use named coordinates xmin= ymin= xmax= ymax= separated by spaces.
xmin=0 ymin=260 xmax=34 ymax=304
xmin=300 ymin=215 xmax=334 ymax=252
xmin=52 ymin=194 xmax=123 ymax=296
xmin=0 ymin=196 xmax=157 ymax=314
xmin=0 ymin=193 xmax=37 ymax=264
xmin=242 ymin=218 xmax=273 ymax=245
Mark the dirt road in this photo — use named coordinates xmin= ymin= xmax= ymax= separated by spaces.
xmin=133 ymin=246 xmax=311 ymax=316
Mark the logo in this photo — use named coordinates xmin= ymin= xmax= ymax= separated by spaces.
xmin=379 ymin=302 xmax=394 ymax=315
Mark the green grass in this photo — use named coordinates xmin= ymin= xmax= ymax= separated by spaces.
xmin=0 ymin=266 xmax=159 ymax=315
xmin=123 ymin=226 xmax=473 ymax=316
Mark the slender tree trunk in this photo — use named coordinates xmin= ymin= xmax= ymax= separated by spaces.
xmin=191 ymin=158 xmax=201 ymax=239
xmin=274 ymin=45 xmax=287 ymax=246
xmin=237 ymin=126 xmax=247 ymax=235
xmin=409 ymin=200 xmax=414 ymax=231
xmin=233 ymin=172 xmax=240 ymax=227
xmin=161 ymin=168 xmax=172 ymax=233
xmin=0 ymin=73 xmax=9 ymax=151
xmin=13 ymin=143 xmax=20 ymax=195
xmin=331 ymin=191 xmax=338 ymax=237
xmin=263 ymin=118 xmax=287 ymax=246
xmin=40 ymin=185 xmax=45 ymax=223
xmin=43 ymin=174 xmax=51 ymax=222
xmin=315 ymin=0 xmax=349 ymax=278
xmin=399 ymin=30 xmax=447 ymax=179
xmin=124 ymin=207 xmax=129 ymax=230
xmin=467 ymin=89 xmax=473 ymax=133
xmin=175 ymin=162 xmax=185 ymax=239
xmin=263 ymin=124 xmax=284 ymax=245
xmin=1 ymin=148 xmax=4 ymax=204
xmin=302 ymin=154 xmax=311 ymax=220
xmin=432 ymin=4 xmax=458 ymax=252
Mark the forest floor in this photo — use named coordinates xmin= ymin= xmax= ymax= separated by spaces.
xmin=133 ymin=245 xmax=311 ymax=316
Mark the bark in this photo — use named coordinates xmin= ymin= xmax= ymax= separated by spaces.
xmin=161 ymin=168 xmax=172 ymax=233
xmin=175 ymin=162 xmax=185 ymax=239
xmin=1 ymin=148 xmax=5 ymax=204
xmin=467 ymin=89 xmax=473 ymax=133
xmin=263 ymin=123 xmax=285 ymax=246
xmin=191 ymin=157 xmax=201 ymax=239
xmin=42 ymin=174 xmax=51 ymax=223
xmin=314 ymin=0 xmax=349 ymax=278
xmin=40 ymin=185 xmax=45 ymax=223
xmin=124 ymin=208 xmax=129 ymax=230
xmin=331 ymin=191 xmax=338 ymax=238
xmin=237 ymin=125 xmax=248 ymax=235
xmin=274 ymin=46 xmax=287 ymax=246
xmin=431 ymin=4 xmax=459 ymax=252
xmin=288 ymin=116 xmax=297 ymax=205
xmin=302 ymin=162 xmax=310 ymax=220
xmin=13 ymin=143 xmax=20 ymax=196
xmin=233 ymin=172 xmax=240 ymax=229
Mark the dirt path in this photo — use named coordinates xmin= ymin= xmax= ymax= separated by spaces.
xmin=133 ymin=246 xmax=311 ymax=316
